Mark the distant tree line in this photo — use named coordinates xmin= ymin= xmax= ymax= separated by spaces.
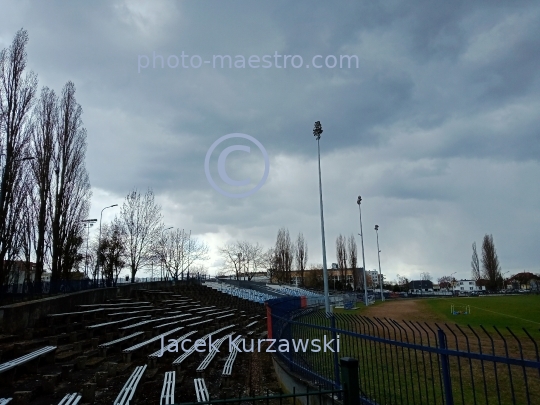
xmin=434 ymin=234 xmax=539 ymax=293
xmin=219 ymin=227 xmax=372 ymax=291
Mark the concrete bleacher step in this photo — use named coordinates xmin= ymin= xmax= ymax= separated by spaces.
xmin=85 ymin=356 xmax=106 ymax=368
xmin=9 ymin=340 xmax=52 ymax=358
xmin=55 ymin=349 xmax=83 ymax=363
xmin=0 ymin=335 xmax=18 ymax=345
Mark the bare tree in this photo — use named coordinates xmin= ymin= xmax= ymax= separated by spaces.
xmin=0 ymin=29 xmax=38 ymax=286
xmin=19 ymin=172 xmax=35 ymax=291
xmin=273 ymin=228 xmax=293 ymax=284
xmin=162 ymin=229 xmax=189 ymax=281
xmin=119 ymin=188 xmax=163 ymax=282
xmin=219 ymin=242 xmax=243 ymax=280
xmin=50 ymin=81 xmax=91 ymax=283
xmin=471 ymin=241 xmax=481 ymax=281
xmin=295 ymin=232 xmax=308 ymax=285
xmin=218 ymin=240 xmax=262 ymax=281
xmin=190 ymin=264 xmax=209 ymax=279
xmin=347 ymin=234 xmax=357 ymax=289
xmin=420 ymin=272 xmax=432 ymax=281
xmin=481 ymin=234 xmax=502 ymax=291
xmin=335 ymin=234 xmax=347 ymax=288
xmin=263 ymin=247 xmax=277 ymax=281
xmin=163 ymin=229 xmax=209 ymax=280
xmin=97 ymin=219 xmax=126 ymax=286
xmin=240 ymin=241 xmax=265 ymax=281
xmin=438 ymin=275 xmax=454 ymax=290
xmin=396 ymin=274 xmax=409 ymax=291
xmin=366 ymin=273 xmax=373 ymax=288
xmin=183 ymin=231 xmax=209 ymax=278
xmin=30 ymin=87 xmax=57 ymax=291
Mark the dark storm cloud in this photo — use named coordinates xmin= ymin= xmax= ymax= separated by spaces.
xmin=1 ymin=0 xmax=539 ymax=278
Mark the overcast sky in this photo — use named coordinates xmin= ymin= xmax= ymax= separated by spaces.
xmin=1 ymin=0 xmax=539 ymax=282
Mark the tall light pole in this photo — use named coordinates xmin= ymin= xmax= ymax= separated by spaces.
xmin=161 ymin=226 xmax=173 ymax=281
xmin=357 ymin=196 xmax=368 ymax=306
xmin=99 ymin=204 xmax=118 ymax=284
xmin=313 ymin=121 xmax=331 ymax=313
xmin=375 ymin=225 xmax=384 ymax=302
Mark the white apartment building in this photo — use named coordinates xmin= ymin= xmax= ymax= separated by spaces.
xmin=366 ymin=269 xmax=382 ymax=287
xmin=453 ymin=280 xmax=486 ymax=293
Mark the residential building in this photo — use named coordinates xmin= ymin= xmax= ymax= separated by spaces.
xmin=453 ymin=279 xmax=486 ymax=293
xmin=408 ymin=280 xmax=434 ymax=293
xmin=366 ymin=270 xmax=381 ymax=287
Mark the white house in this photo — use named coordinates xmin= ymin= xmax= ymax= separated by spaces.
xmin=453 ymin=280 xmax=486 ymax=293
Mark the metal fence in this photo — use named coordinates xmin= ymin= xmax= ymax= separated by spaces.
xmin=271 ymin=307 xmax=540 ymax=405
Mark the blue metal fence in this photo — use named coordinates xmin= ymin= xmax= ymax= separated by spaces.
xmin=269 ymin=305 xmax=540 ymax=405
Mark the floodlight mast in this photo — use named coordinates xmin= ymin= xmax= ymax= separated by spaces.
xmin=313 ymin=121 xmax=331 ymax=314
xmin=375 ymin=225 xmax=384 ymax=302
xmin=357 ymin=196 xmax=369 ymax=306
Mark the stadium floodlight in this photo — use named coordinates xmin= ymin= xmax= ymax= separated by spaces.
xmin=357 ymin=196 xmax=369 ymax=306
xmin=375 ymin=225 xmax=384 ymax=302
xmin=313 ymin=121 xmax=331 ymax=314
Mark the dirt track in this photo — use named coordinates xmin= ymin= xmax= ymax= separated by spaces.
xmin=361 ymin=299 xmax=444 ymax=322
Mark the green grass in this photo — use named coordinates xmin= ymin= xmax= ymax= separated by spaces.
xmin=422 ymin=294 xmax=540 ymax=332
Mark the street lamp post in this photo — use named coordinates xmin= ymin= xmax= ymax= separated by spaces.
xmin=357 ymin=196 xmax=369 ymax=306
xmin=99 ymin=204 xmax=118 ymax=284
xmin=161 ymin=227 xmax=173 ymax=281
xmin=313 ymin=121 xmax=331 ymax=314
xmin=375 ymin=225 xmax=384 ymax=302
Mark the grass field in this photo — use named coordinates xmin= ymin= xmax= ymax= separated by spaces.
xmin=421 ymin=295 xmax=540 ymax=332
xmin=334 ymin=294 xmax=540 ymax=334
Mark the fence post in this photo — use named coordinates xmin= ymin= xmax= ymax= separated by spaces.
xmin=438 ymin=329 xmax=454 ymax=405
xmin=340 ymin=357 xmax=359 ymax=405
xmin=330 ymin=315 xmax=341 ymax=391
